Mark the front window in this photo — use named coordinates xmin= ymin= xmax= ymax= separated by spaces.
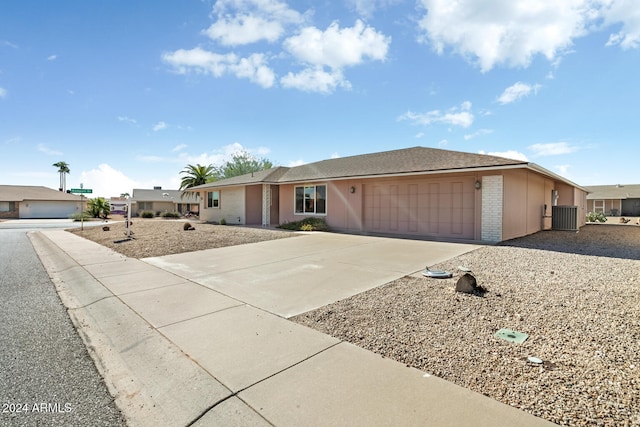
xmin=207 ymin=191 xmax=220 ymax=208
xmin=295 ymin=185 xmax=326 ymax=215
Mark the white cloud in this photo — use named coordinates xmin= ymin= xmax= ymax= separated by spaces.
xmin=162 ymin=48 xmax=276 ymax=88
xmin=280 ymin=20 xmax=390 ymax=93
xmin=555 ymin=164 xmax=572 ymax=177
xmin=153 ymin=121 xmax=167 ymax=131
xmin=0 ymin=87 xmax=6 ymax=98
xmin=528 ymin=142 xmax=580 ymax=156
xmin=204 ymin=14 xmax=286 ymax=46
xmin=497 ymin=82 xmax=541 ymax=104
xmin=330 ymin=152 xmax=340 ymax=159
xmin=348 ymin=0 xmax=401 ymax=18
xmin=288 ymin=159 xmax=306 ymax=167
xmin=117 ymin=116 xmax=137 ymax=124
xmin=479 ymin=150 xmax=529 ymax=161
xmin=603 ymin=0 xmax=640 ymax=49
xmin=416 ymin=0 xmax=596 ymax=72
xmin=205 ymin=0 xmax=307 ymax=45
xmin=398 ymin=101 xmax=474 ymax=128
xmin=284 ymin=20 xmax=390 ymax=69
xmin=78 ymin=164 xmax=141 ymax=198
xmin=415 ymin=132 xmax=425 ymax=138
xmin=47 ymin=54 xmax=57 ymax=61
xmin=37 ymin=143 xmax=62 ymax=156
xmin=464 ymin=128 xmax=493 ymax=140
xmin=172 ymin=144 xmax=188 ymax=152
xmin=164 ymin=4 xmax=390 ymax=93
xmin=281 ymin=68 xmax=350 ymax=93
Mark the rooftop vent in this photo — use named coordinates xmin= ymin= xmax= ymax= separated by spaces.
xmin=154 ymin=186 xmax=162 ymax=190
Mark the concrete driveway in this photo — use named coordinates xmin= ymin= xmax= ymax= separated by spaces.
xmin=144 ymin=232 xmax=481 ymax=318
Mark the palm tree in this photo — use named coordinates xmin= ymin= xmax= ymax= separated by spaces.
xmin=179 ymin=164 xmax=216 ymax=191
xmin=53 ymin=161 xmax=70 ymax=192
xmin=86 ymin=197 xmax=111 ymax=219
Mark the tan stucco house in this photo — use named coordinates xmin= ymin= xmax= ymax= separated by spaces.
xmin=189 ymin=147 xmax=588 ymax=242
xmin=0 ymin=185 xmax=83 ymax=219
xmin=131 ymin=187 xmax=199 ymax=217
xmin=584 ymin=184 xmax=640 ymax=217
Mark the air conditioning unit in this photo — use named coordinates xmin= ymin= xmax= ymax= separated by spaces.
xmin=552 ymin=205 xmax=578 ymax=231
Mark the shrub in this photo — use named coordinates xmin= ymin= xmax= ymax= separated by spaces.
xmin=70 ymin=212 xmax=91 ymax=222
xmin=161 ymin=211 xmax=181 ymax=218
xmin=277 ymin=217 xmax=328 ymax=231
xmin=586 ymin=212 xmax=607 ymax=223
xmin=140 ymin=211 xmax=155 ymax=218
xmin=219 ymin=218 xmax=227 ymax=225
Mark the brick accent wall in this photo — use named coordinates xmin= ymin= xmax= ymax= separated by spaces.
xmin=481 ymin=175 xmax=503 ymax=242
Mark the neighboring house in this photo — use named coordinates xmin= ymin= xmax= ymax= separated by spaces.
xmin=584 ymin=184 xmax=640 ymax=216
xmin=189 ymin=146 xmax=588 ymax=242
xmin=0 ymin=185 xmax=82 ymax=219
xmin=130 ymin=187 xmax=199 ymax=216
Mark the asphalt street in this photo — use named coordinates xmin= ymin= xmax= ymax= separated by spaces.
xmin=0 ymin=222 xmax=125 ymax=426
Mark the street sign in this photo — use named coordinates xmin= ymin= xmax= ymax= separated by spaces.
xmin=70 ymin=188 xmax=93 ymax=194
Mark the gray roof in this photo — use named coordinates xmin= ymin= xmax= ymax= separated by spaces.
xmin=193 ymin=146 xmax=528 ymax=189
xmin=0 ymin=185 xmax=82 ymax=202
xmin=584 ymin=184 xmax=640 ymax=199
xmin=131 ymin=188 xmax=199 ymax=203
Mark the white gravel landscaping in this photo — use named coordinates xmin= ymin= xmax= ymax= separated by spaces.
xmin=292 ymin=224 xmax=640 ymax=426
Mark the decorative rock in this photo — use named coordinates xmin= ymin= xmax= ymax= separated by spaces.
xmin=455 ymin=273 xmax=486 ymax=295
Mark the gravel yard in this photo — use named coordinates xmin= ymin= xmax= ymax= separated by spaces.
xmin=293 ymin=225 xmax=640 ymax=426
xmin=68 ymin=219 xmax=640 ymax=425
xmin=67 ymin=218 xmax=297 ymax=258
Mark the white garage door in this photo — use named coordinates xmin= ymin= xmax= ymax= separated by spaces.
xmin=20 ymin=201 xmax=80 ymax=219
xmin=363 ymin=178 xmax=476 ymax=239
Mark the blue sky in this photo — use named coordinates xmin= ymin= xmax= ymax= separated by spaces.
xmin=1 ymin=0 xmax=639 ymax=198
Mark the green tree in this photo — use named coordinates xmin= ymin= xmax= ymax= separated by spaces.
xmin=215 ymin=151 xmax=274 ymax=179
xmin=53 ymin=161 xmax=70 ymax=192
xmin=179 ymin=164 xmax=216 ymax=191
xmin=86 ymin=197 xmax=111 ymax=219
xmin=120 ymin=192 xmax=130 ymax=198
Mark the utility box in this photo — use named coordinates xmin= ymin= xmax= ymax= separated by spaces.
xmin=552 ymin=205 xmax=579 ymax=231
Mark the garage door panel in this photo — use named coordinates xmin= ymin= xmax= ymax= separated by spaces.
xmin=364 ymin=178 xmax=475 ymax=239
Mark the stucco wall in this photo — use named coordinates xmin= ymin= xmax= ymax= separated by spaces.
xmin=279 ymin=173 xmax=476 ymax=238
xmin=200 ymin=187 xmax=245 ymax=224
xmin=245 ymin=185 xmax=262 ymax=225
xmin=501 ymin=169 xmax=555 ymax=241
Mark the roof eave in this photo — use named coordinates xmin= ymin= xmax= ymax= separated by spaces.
xmin=276 ymin=163 xmax=530 ymax=184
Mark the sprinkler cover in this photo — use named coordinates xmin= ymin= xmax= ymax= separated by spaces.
xmin=494 ymin=328 xmax=529 ymax=344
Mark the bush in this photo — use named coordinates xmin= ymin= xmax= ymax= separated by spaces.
xmin=161 ymin=211 xmax=181 ymax=218
xmin=277 ymin=217 xmax=328 ymax=231
xmin=586 ymin=212 xmax=607 ymax=223
xmin=70 ymin=212 xmax=91 ymax=222
xmin=140 ymin=211 xmax=155 ymax=218
xmin=219 ymin=218 xmax=226 ymax=225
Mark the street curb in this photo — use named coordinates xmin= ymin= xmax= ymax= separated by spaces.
xmin=29 ymin=231 xmax=233 ymax=427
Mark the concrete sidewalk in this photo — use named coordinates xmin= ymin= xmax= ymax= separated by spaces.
xmin=30 ymin=230 xmax=555 ymax=426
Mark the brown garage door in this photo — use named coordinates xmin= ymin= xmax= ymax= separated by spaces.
xmin=363 ymin=177 xmax=475 ymax=239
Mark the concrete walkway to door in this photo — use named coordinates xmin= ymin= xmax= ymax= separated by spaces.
xmin=31 ymin=229 xmax=555 ymax=426
xmin=143 ymin=232 xmax=480 ymax=318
